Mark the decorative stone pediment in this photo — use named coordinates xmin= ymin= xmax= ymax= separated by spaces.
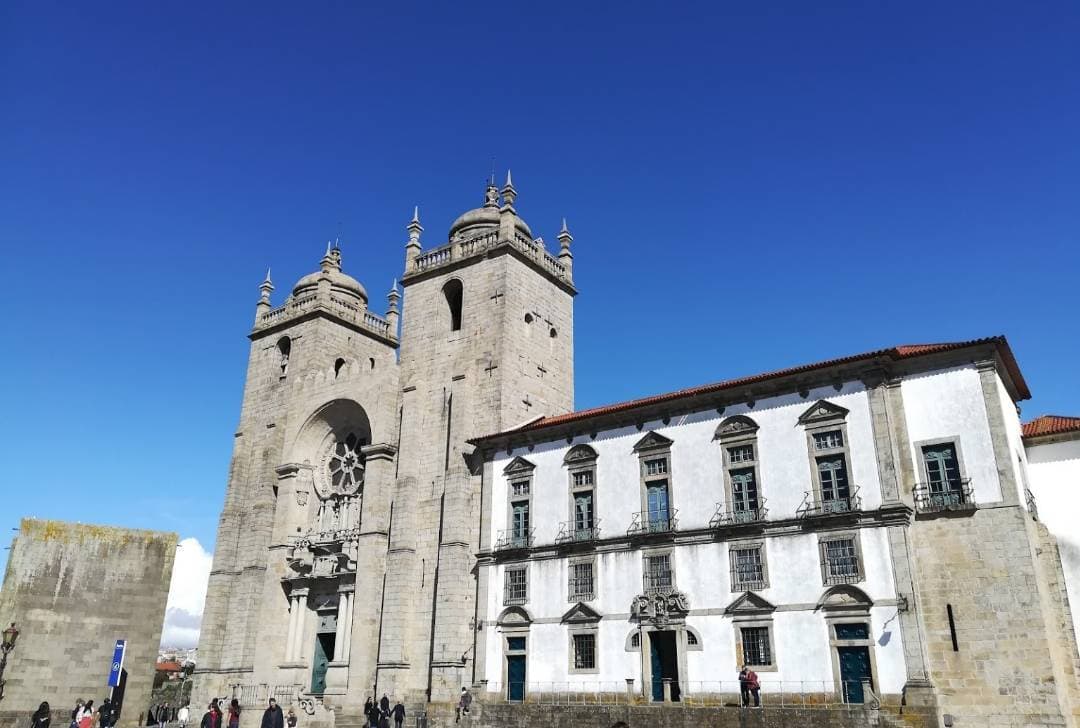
xmin=633 ymin=431 xmax=673 ymax=453
xmin=724 ymin=591 xmax=776 ymax=616
xmin=631 ymin=590 xmax=690 ymax=626
xmin=798 ymin=400 xmax=849 ymax=425
xmin=496 ymin=605 xmax=533 ymax=627
xmin=714 ymin=415 xmax=759 ymax=440
xmin=817 ymin=585 xmax=873 ymax=612
xmin=503 ymin=456 xmax=537 ymax=476
xmin=561 ymin=602 xmax=602 ymax=624
xmin=564 ymin=444 xmax=599 ymax=465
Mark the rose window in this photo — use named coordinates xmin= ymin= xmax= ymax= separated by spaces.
xmin=328 ymin=433 xmax=365 ymax=490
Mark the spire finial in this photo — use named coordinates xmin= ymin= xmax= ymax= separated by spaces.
xmin=407 ymin=206 xmax=424 ymax=243
xmin=557 ymin=217 xmax=573 ymax=250
xmin=258 ymin=266 xmax=275 ymax=304
xmin=501 ymin=168 xmax=517 ymax=206
xmin=411 ymin=206 xmax=419 ymax=223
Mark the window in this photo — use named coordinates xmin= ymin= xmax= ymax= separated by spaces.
xmin=820 ymin=536 xmax=862 ymax=585
xmin=572 ymin=470 xmax=594 ymax=487
xmin=511 ymin=481 xmax=530 ymax=497
xmin=569 ymin=561 xmax=595 ymax=601
xmin=728 ymin=444 xmax=755 ymax=464
xmin=644 ymin=458 xmax=668 ymax=476
xmin=573 ymin=492 xmax=594 ymax=532
xmin=442 ymin=279 xmax=463 ymax=331
xmin=507 ymin=636 xmax=526 ymax=651
xmin=816 ymin=456 xmax=851 ymax=507
xmin=502 ymin=457 xmax=536 ymax=549
xmin=644 ymin=553 xmax=673 ymax=594
xmin=814 ymin=430 xmax=844 ymax=450
xmin=334 ymin=358 xmax=345 ymax=378
xmin=835 ymin=623 xmax=869 ymax=640
xmin=798 ymin=401 xmax=858 ymax=515
xmin=511 ymin=501 xmax=530 ymax=547
xmin=740 ymin=626 xmax=773 ymax=667
xmin=730 ymin=469 xmax=760 ymax=515
xmin=504 ymin=567 xmax=528 ymax=605
xmin=572 ymin=633 xmax=596 ymax=670
xmin=922 ymin=443 xmax=962 ymax=495
xmin=730 ymin=544 xmax=768 ymax=591
xmin=563 ymin=444 xmax=599 ymax=542
xmin=634 ymin=431 xmax=676 ymax=534
xmin=646 ymin=482 xmax=670 ymax=530
xmin=715 ymin=416 xmax=765 ymax=524
xmin=631 ymin=633 xmax=640 ymax=648
xmin=276 ymin=337 xmax=291 ymax=376
xmin=686 ymin=631 xmax=699 ymax=646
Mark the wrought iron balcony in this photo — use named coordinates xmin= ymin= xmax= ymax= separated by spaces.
xmin=709 ymin=499 xmax=769 ymax=528
xmin=797 ymin=487 xmax=862 ymax=518
xmin=555 ymin=520 xmax=602 ymax=545
xmin=627 ymin=509 xmax=679 ymax=536
xmin=495 ymin=529 xmax=535 ymax=551
xmin=913 ymin=480 xmax=976 ymax=514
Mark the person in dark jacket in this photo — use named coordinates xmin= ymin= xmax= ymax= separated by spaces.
xmin=391 ymin=701 xmax=404 ymax=728
xmin=259 ymin=699 xmax=283 ymax=728
xmin=378 ymin=696 xmax=389 ymax=717
xmin=31 ymin=702 xmax=51 ymax=728
xmin=200 ymin=701 xmax=221 ymax=728
xmin=98 ymin=700 xmax=113 ymax=728
xmin=226 ymin=701 xmax=240 ymax=728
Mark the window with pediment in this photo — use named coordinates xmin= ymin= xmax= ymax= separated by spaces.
xmin=715 ymin=416 xmax=766 ymax=523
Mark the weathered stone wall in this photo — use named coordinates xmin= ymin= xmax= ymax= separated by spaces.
xmin=0 ymin=519 xmax=176 ymax=728
xmin=910 ymin=505 xmax=1078 ymax=727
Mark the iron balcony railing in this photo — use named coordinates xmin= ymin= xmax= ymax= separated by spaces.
xmin=627 ymin=509 xmax=679 ymax=536
xmin=710 ymin=499 xmax=769 ymax=528
xmin=555 ymin=520 xmax=602 ymax=544
xmin=913 ymin=479 xmax=976 ymax=514
xmin=495 ymin=528 xmax=535 ymax=550
xmin=797 ymin=487 xmax=862 ymax=518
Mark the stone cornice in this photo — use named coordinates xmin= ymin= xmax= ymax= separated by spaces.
xmin=401 ymin=238 xmax=577 ymax=296
xmin=250 ymin=303 xmax=399 ymax=348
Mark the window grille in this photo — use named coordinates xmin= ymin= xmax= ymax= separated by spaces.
xmin=730 ymin=546 xmax=766 ymax=590
xmin=821 ymin=537 xmax=861 ymax=584
xmin=643 ymin=554 xmax=673 ymax=594
xmin=644 ymin=458 xmax=668 ymax=476
xmin=686 ymin=631 xmax=698 ymax=646
xmin=814 ymin=430 xmax=844 ymax=450
xmin=741 ymin=626 xmax=772 ymax=667
xmin=572 ymin=470 xmax=594 ymax=487
xmin=572 ymin=633 xmax=596 ymax=670
xmin=504 ymin=568 xmax=528 ymax=605
xmin=728 ymin=444 xmax=755 ymax=464
xmin=569 ymin=562 xmax=595 ymax=600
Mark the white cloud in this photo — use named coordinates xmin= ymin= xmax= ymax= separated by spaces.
xmin=161 ymin=537 xmax=213 ymax=648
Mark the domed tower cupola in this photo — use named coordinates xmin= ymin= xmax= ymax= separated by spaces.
xmin=291 ymin=241 xmax=369 ymax=307
xmin=447 ymin=175 xmax=533 ymax=242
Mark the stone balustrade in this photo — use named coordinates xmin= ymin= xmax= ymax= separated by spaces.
xmin=408 ymin=228 xmax=571 ymax=284
xmin=257 ymin=292 xmax=395 ymax=341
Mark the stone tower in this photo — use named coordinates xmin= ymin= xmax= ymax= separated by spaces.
xmin=376 ymin=174 xmax=576 ymax=701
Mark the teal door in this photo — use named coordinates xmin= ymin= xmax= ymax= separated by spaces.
xmin=311 ymin=634 xmax=333 ymax=694
xmin=507 ymin=655 xmax=526 ymax=702
xmin=837 ymin=646 xmax=872 ymax=703
xmin=649 ymin=631 xmax=680 ymax=702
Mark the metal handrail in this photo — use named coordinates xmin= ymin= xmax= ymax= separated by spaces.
xmin=710 ymin=499 xmax=769 ymax=527
xmin=627 ymin=509 xmax=679 ymax=536
xmin=495 ymin=528 xmax=535 ymax=550
xmin=913 ymin=479 xmax=976 ymax=514
xmin=797 ymin=487 xmax=862 ymax=518
xmin=556 ymin=520 xmax=602 ymax=544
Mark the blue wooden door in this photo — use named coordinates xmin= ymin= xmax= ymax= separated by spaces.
xmin=650 ymin=637 xmax=664 ymax=701
xmin=646 ymin=483 xmax=669 ymax=530
xmin=838 ymin=646 xmax=872 ymax=703
xmin=507 ymin=655 xmax=526 ymax=702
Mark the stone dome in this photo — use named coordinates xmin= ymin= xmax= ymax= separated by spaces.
xmin=292 ymin=247 xmax=368 ymax=304
xmin=448 ymin=200 xmax=533 ymax=241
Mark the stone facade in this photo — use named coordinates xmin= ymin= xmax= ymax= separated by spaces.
xmin=0 ymin=519 xmax=176 ymax=728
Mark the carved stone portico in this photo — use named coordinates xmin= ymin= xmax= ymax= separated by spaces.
xmin=631 ymin=590 xmax=691 ymax=701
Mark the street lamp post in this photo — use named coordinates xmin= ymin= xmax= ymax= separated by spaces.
xmin=0 ymin=622 xmax=20 ymax=703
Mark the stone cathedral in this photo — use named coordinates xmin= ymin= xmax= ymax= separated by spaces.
xmin=194 ymin=175 xmax=576 ymax=712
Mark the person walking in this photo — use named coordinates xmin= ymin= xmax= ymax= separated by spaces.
xmin=285 ymin=710 xmax=297 ymax=728
xmin=31 ymin=701 xmax=52 ymax=728
xmin=259 ymin=699 xmax=283 ymax=728
xmin=157 ymin=703 xmax=170 ymax=728
xmin=78 ymin=701 xmax=95 ymax=728
xmin=455 ymin=688 xmax=471 ymax=723
xmin=70 ymin=700 xmax=85 ymax=728
xmin=738 ymin=665 xmax=760 ymax=707
xmin=378 ymin=696 xmax=389 ymax=719
xmin=391 ymin=701 xmax=404 ymax=728
xmin=98 ymin=700 xmax=113 ymax=728
xmin=177 ymin=706 xmax=190 ymax=728
xmin=227 ymin=700 xmax=241 ymax=728
xmin=200 ymin=701 xmax=221 ymax=728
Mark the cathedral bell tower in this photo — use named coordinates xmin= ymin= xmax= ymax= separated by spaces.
xmin=377 ymin=173 xmax=577 ymax=700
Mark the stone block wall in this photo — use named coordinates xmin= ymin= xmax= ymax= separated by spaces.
xmin=0 ymin=519 xmax=176 ymax=728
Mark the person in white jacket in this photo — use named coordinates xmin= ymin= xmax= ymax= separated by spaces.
xmin=178 ymin=706 xmax=190 ymax=728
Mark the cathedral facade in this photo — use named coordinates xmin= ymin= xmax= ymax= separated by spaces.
xmin=195 ymin=177 xmax=1080 ymax=727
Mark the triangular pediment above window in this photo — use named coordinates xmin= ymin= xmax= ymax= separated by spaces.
xmin=633 ymin=431 xmax=673 ymax=453
xmin=564 ymin=444 xmax=599 ymax=465
xmin=503 ymin=456 xmax=537 ymax=476
xmin=496 ymin=605 xmax=533 ymax=626
xmin=561 ymin=602 xmax=602 ymax=624
xmin=724 ymin=591 xmax=776 ymax=616
xmin=817 ymin=585 xmax=873 ymax=611
xmin=798 ymin=400 xmax=849 ymax=425
xmin=714 ymin=415 xmax=759 ymax=440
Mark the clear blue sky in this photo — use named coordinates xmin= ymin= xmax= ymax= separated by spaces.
xmin=1 ymin=1 xmax=1078 ymax=569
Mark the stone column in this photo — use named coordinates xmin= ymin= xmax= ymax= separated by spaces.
xmin=976 ymin=359 xmax=1021 ymax=505
xmin=334 ymin=592 xmax=348 ymax=661
xmin=341 ymin=590 xmax=354 ymax=659
xmin=285 ymin=595 xmax=300 ymax=661
xmin=292 ymin=591 xmax=309 ymax=663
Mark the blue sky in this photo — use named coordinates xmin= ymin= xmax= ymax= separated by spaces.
xmin=1 ymin=0 xmax=1078 ymax=586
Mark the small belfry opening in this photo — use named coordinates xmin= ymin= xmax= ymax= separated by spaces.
xmin=443 ymin=279 xmax=463 ymax=331
xmin=277 ymin=336 xmax=292 ymax=376
xmin=334 ymin=358 xmax=345 ymax=378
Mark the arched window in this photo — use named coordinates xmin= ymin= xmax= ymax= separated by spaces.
xmin=277 ymin=337 xmax=291 ymax=376
xmin=334 ymin=358 xmax=345 ymax=378
xmin=443 ymin=279 xmax=463 ymax=332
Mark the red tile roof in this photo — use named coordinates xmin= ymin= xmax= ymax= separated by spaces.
xmin=1022 ymin=415 xmax=1080 ymax=440
xmin=155 ymin=661 xmax=183 ymax=673
xmin=470 ymin=336 xmax=1028 ymax=444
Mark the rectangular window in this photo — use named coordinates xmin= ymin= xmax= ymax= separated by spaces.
xmin=572 ymin=470 xmax=594 ymax=487
xmin=511 ymin=480 xmax=530 ymax=497
xmin=572 ymin=633 xmax=596 ymax=670
xmin=821 ymin=537 xmax=861 ymax=585
xmin=730 ymin=546 xmax=766 ymax=590
xmin=817 ymin=456 xmax=851 ymax=506
xmin=506 ymin=636 xmax=526 ymax=651
xmin=644 ymin=458 xmax=668 ymax=476
xmin=646 ymin=482 xmax=671 ymax=530
xmin=573 ymin=492 xmax=594 ymax=532
xmin=740 ymin=626 xmax=772 ymax=667
xmin=569 ymin=561 xmax=595 ymax=600
xmin=511 ymin=501 xmax=530 ymax=544
xmin=728 ymin=444 xmax=755 ymax=464
xmin=644 ymin=554 xmax=673 ymax=594
xmin=814 ymin=430 xmax=844 ymax=451
xmin=504 ymin=567 xmax=528 ymax=605
xmin=834 ymin=623 xmax=869 ymax=640
xmin=922 ymin=444 xmax=962 ymax=494
xmin=730 ymin=469 xmax=760 ymax=513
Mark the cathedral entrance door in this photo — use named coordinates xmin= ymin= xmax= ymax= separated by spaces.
xmin=649 ymin=631 xmax=680 ymax=702
xmin=311 ymin=633 xmax=335 ymax=694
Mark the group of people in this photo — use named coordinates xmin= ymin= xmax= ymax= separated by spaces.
xmin=42 ymin=698 xmax=122 ymax=728
xmin=194 ymin=698 xmax=298 ymax=728
xmin=362 ymin=695 xmax=405 ymax=728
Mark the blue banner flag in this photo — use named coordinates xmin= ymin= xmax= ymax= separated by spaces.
xmin=107 ymin=640 xmax=126 ymax=687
